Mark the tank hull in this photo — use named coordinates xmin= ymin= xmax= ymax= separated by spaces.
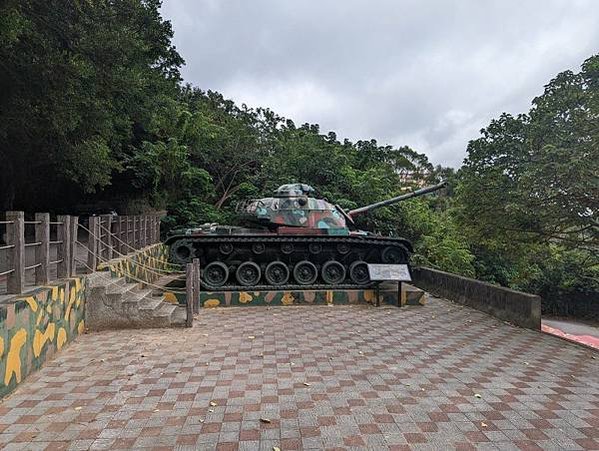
xmin=166 ymin=233 xmax=412 ymax=290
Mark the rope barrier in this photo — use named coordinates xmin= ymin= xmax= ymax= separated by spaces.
xmin=97 ymin=223 xmax=185 ymax=270
xmin=78 ymin=223 xmax=184 ymax=275
xmin=79 ymin=222 xmax=174 ymax=270
xmin=75 ymin=239 xmax=183 ymax=283
xmin=75 ymin=243 xmax=187 ymax=294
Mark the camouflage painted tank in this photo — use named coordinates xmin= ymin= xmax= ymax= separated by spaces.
xmin=166 ymin=182 xmax=446 ymax=290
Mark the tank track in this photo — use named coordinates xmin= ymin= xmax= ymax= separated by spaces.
xmin=201 ymin=282 xmax=375 ymax=291
xmin=169 ymin=235 xmax=411 ymax=291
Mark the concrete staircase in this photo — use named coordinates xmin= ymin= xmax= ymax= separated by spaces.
xmin=86 ymin=272 xmax=187 ymax=330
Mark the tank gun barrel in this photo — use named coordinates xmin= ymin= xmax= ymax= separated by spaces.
xmin=347 ymin=181 xmax=447 ymax=217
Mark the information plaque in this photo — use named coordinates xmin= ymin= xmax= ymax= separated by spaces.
xmin=367 ymin=264 xmax=412 ymax=282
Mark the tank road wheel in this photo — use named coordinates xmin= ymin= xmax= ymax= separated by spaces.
xmin=236 ymin=262 xmax=262 ymax=286
xmin=281 ymin=243 xmax=294 ymax=255
xmin=349 ymin=261 xmax=370 ymax=285
xmin=219 ymin=243 xmax=234 ymax=255
xmin=381 ymin=246 xmax=408 ymax=264
xmin=337 ymin=243 xmax=351 ymax=255
xmin=321 ymin=261 xmax=346 ymax=285
xmin=293 ymin=260 xmax=318 ymax=285
xmin=203 ymin=262 xmax=229 ymax=287
xmin=169 ymin=240 xmax=194 ymax=264
xmin=309 ymin=243 xmax=323 ymax=254
xmin=252 ymin=243 xmax=266 ymax=255
xmin=264 ymin=261 xmax=290 ymax=286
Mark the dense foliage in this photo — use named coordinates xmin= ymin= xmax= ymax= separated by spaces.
xmin=457 ymin=56 xmax=598 ymax=315
xmin=1 ymin=1 xmax=596 ymax=316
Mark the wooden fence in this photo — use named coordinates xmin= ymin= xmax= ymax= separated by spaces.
xmin=0 ymin=212 xmax=162 ymax=295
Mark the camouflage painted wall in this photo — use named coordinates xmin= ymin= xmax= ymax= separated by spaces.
xmin=163 ymin=287 xmax=404 ymax=308
xmin=198 ymin=288 xmax=381 ymax=307
xmin=99 ymin=244 xmax=173 ymax=285
xmin=0 ymin=277 xmax=86 ymax=398
xmin=162 ymin=278 xmax=425 ymax=309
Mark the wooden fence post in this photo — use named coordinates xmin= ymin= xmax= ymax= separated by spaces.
xmin=121 ymin=216 xmax=126 ymax=253
xmin=128 ymin=216 xmax=133 ymax=249
xmin=141 ymin=216 xmax=146 ymax=247
xmin=193 ymin=258 xmax=200 ymax=314
xmin=143 ymin=215 xmax=150 ymax=247
xmin=95 ymin=216 xmax=102 ymax=265
xmin=156 ymin=216 xmax=161 ymax=243
xmin=102 ymin=215 xmax=113 ymax=260
xmin=56 ymin=215 xmax=71 ymax=278
xmin=96 ymin=217 xmax=104 ymax=261
xmin=148 ymin=216 xmax=154 ymax=244
xmin=120 ymin=216 xmax=126 ymax=251
xmin=186 ymin=263 xmax=194 ymax=328
xmin=34 ymin=213 xmax=50 ymax=285
xmin=146 ymin=216 xmax=151 ymax=245
xmin=140 ymin=216 xmax=147 ymax=248
xmin=150 ymin=216 xmax=156 ymax=243
xmin=6 ymin=211 xmax=24 ymax=294
xmin=113 ymin=216 xmax=121 ymax=256
xmin=132 ymin=216 xmax=138 ymax=249
xmin=139 ymin=216 xmax=143 ymax=248
xmin=70 ymin=216 xmax=78 ymax=276
xmin=87 ymin=216 xmax=99 ymax=271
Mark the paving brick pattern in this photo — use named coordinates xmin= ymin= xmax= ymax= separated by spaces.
xmin=1 ymin=298 xmax=598 ymax=450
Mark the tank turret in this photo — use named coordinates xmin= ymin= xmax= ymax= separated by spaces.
xmin=166 ymin=181 xmax=447 ymax=289
xmin=238 ymin=181 xmax=447 ymax=231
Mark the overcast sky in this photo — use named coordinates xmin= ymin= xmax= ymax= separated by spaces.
xmin=161 ymin=0 xmax=599 ymax=167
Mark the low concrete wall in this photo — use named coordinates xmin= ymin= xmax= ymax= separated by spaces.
xmin=0 ymin=277 xmax=87 ymax=398
xmin=412 ymin=267 xmax=541 ymax=330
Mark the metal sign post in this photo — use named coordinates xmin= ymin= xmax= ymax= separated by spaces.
xmin=367 ymin=264 xmax=412 ymax=307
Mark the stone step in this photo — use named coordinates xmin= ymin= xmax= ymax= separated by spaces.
xmin=87 ymin=272 xmax=126 ymax=289
xmin=170 ymin=306 xmax=187 ymax=327
xmin=106 ymin=281 xmax=139 ymax=298
xmin=154 ymin=302 xmax=176 ymax=318
xmin=87 ymin=270 xmax=188 ymax=330
xmin=121 ymin=288 xmax=154 ymax=308
xmin=138 ymin=295 xmax=166 ymax=312
xmin=150 ymin=274 xmax=184 ymax=296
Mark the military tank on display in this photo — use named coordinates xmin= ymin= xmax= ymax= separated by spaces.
xmin=166 ymin=181 xmax=446 ymax=290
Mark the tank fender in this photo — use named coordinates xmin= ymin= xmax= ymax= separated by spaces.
xmin=397 ymin=239 xmax=413 ymax=253
xmin=164 ymin=235 xmax=186 ymax=246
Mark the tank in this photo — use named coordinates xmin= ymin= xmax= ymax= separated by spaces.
xmin=166 ymin=181 xmax=446 ymax=289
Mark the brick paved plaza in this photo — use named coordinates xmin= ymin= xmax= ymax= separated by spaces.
xmin=1 ymin=298 xmax=598 ymax=450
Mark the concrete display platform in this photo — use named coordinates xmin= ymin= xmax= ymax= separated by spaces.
xmin=0 ymin=296 xmax=597 ymax=450
xmin=164 ymin=282 xmax=426 ymax=308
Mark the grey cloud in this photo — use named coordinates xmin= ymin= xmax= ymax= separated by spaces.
xmin=162 ymin=0 xmax=599 ymax=167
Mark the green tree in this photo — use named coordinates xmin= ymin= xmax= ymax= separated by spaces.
xmin=458 ymin=55 xmax=599 ymax=250
xmin=0 ymin=0 xmax=183 ymax=210
xmin=456 ymin=55 xmax=599 ymax=313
